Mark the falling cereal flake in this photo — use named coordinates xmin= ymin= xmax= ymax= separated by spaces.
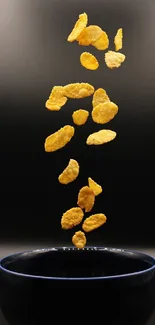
xmin=77 ymin=25 xmax=102 ymax=46
xmin=44 ymin=125 xmax=75 ymax=152
xmin=45 ymin=86 xmax=67 ymax=111
xmin=61 ymin=207 xmax=84 ymax=229
xmin=58 ymin=159 xmax=79 ymax=184
xmin=80 ymin=52 xmax=99 ymax=70
xmin=82 ymin=213 xmax=107 ymax=232
xmin=114 ymin=28 xmax=123 ymax=51
xmin=92 ymin=88 xmax=110 ymax=108
xmin=64 ymin=82 xmax=94 ymax=99
xmin=72 ymin=231 xmax=86 ymax=249
xmin=105 ymin=51 xmax=126 ymax=69
xmin=92 ymin=101 xmax=118 ymax=124
xmin=77 ymin=186 xmax=95 ymax=213
xmin=86 ymin=129 xmax=117 ymax=145
xmin=72 ymin=109 xmax=89 ymax=126
xmin=92 ymin=31 xmax=109 ymax=50
xmin=67 ymin=13 xmax=88 ymax=42
xmin=88 ymin=177 xmax=102 ymax=196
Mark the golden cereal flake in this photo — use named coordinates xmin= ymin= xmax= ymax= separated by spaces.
xmin=44 ymin=125 xmax=75 ymax=152
xmin=61 ymin=207 xmax=84 ymax=230
xmin=58 ymin=159 xmax=79 ymax=184
xmin=77 ymin=25 xmax=102 ymax=46
xmin=88 ymin=177 xmax=102 ymax=196
xmin=114 ymin=28 xmax=123 ymax=51
xmin=72 ymin=109 xmax=89 ymax=126
xmin=80 ymin=52 xmax=99 ymax=70
xmin=77 ymin=186 xmax=95 ymax=213
xmin=45 ymin=86 xmax=67 ymax=111
xmin=72 ymin=231 xmax=86 ymax=249
xmin=105 ymin=51 xmax=126 ymax=69
xmin=92 ymin=101 xmax=118 ymax=124
xmin=49 ymin=86 xmax=65 ymax=100
xmin=92 ymin=31 xmax=109 ymax=50
xmin=92 ymin=88 xmax=110 ymax=108
xmin=86 ymin=129 xmax=116 ymax=145
xmin=82 ymin=213 xmax=107 ymax=232
xmin=67 ymin=13 xmax=88 ymax=42
xmin=45 ymin=102 xmax=60 ymax=111
xmin=64 ymin=83 xmax=94 ymax=99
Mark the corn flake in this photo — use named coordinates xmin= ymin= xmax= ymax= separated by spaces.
xmin=114 ymin=28 xmax=123 ymax=51
xmin=92 ymin=101 xmax=118 ymax=124
xmin=72 ymin=109 xmax=89 ymax=126
xmin=45 ymin=102 xmax=60 ymax=111
xmin=67 ymin=13 xmax=88 ymax=42
xmin=105 ymin=51 xmax=126 ymax=69
xmin=80 ymin=52 xmax=99 ymax=70
xmin=88 ymin=177 xmax=102 ymax=196
xmin=92 ymin=31 xmax=109 ymax=50
xmin=64 ymin=83 xmax=94 ymax=99
xmin=77 ymin=186 xmax=95 ymax=213
xmin=86 ymin=129 xmax=116 ymax=145
xmin=92 ymin=88 xmax=110 ymax=108
xmin=82 ymin=213 xmax=107 ymax=232
xmin=44 ymin=125 xmax=75 ymax=152
xmin=77 ymin=25 xmax=102 ymax=46
xmin=58 ymin=159 xmax=79 ymax=184
xmin=45 ymin=86 xmax=68 ymax=111
xmin=61 ymin=207 xmax=84 ymax=229
xmin=72 ymin=231 xmax=86 ymax=249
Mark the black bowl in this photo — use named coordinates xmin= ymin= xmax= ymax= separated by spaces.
xmin=0 ymin=247 xmax=155 ymax=325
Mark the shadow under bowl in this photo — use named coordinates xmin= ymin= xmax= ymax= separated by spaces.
xmin=0 ymin=247 xmax=155 ymax=325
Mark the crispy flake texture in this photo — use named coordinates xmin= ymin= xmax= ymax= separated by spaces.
xmin=64 ymin=83 xmax=94 ymax=99
xmin=77 ymin=186 xmax=95 ymax=213
xmin=72 ymin=231 xmax=86 ymax=249
xmin=82 ymin=213 xmax=107 ymax=232
xmin=88 ymin=177 xmax=102 ymax=196
xmin=92 ymin=31 xmax=109 ymax=50
xmin=45 ymin=86 xmax=67 ymax=111
xmin=86 ymin=129 xmax=117 ymax=145
xmin=105 ymin=51 xmax=126 ymax=69
xmin=67 ymin=13 xmax=88 ymax=42
xmin=92 ymin=88 xmax=110 ymax=108
xmin=92 ymin=101 xmax=118 ymax=124
xmin=77 ymin=25 xmax=102 ymax=46
xmin=58 ymin=159 xmax=79 ymax=184
xmin=44 ymin=125 xmax=75 ymax=152
xmin=80 ymin=52 xmax=99 ymax=70
xmin=114 ymin=28 xmax=123 ymax=51
xmin=72 ymin=109 xmax=89 ymax=125
xmin=61 ymin=207 xmax=84 ymax=229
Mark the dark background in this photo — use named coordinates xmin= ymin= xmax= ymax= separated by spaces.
xmin=0 ymin=0 xmax=155 ymax=247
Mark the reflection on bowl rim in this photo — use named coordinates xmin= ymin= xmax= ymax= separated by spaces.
xmin=0 ymin=246 xmax=155 ymax=281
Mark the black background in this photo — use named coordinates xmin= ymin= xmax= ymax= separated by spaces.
xmin=0 ymin=0 xmax=155 ymax=246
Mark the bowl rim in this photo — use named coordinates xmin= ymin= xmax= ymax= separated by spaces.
xmin=0 ymin=246 xmax=155 ymax=281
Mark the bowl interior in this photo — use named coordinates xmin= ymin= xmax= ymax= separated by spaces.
xmin=1 ymin=247 xmax=155 ymax=279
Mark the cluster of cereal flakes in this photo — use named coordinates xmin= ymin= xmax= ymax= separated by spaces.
xmin=44 ymin=12 xmax=126 ymax=248
xmin=67 ymin=12 xmax=125 ymax=71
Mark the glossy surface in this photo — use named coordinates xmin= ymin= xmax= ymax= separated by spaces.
xmin=0 ymin=247 xmax=155 ymax=325
xmin=0 ymin=247 xmax=155 ymax=280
